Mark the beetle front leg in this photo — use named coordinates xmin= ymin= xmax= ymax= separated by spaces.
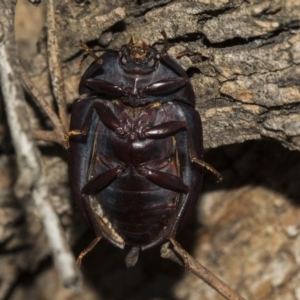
xmin=141 ymin=77 xmax=188 ymax=96
xmin=84 ymin=78 xmax=129 ymax=97
xmin=138 ymin=168 xmax=190 ymax=193
xmin=82 ymin=167 xmax=124 ymax=194
xmin=65 ymin=101 xmax=124 ymax=149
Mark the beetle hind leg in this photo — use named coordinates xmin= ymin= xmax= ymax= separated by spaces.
xmin=139 ymin=168 xmax=190 ymax=193
xmin=82 ymin=167 xmax=124 ymax=194
xmin=77 ymin=236 xmax=102 ymax=267
xmin=142 ymin=77 xmax=188 ymax=96
xmin=191 ymin=158 xmax=223 ymax=182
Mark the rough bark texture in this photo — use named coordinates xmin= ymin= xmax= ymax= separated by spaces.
xmin=0 ymin=0 xmax=299 ymax=299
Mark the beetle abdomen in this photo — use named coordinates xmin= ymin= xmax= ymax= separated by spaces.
xmin=90 ymin=140 xmax=180 ymax=246
xmin=97 ymin=179 xmax=178 ymax=245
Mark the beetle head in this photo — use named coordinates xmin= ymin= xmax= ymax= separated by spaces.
xmin=119 ymin=38 xmax=158 ymax=75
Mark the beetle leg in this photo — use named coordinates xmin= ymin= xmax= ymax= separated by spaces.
xmin=64 ymin=130 xmax=81 ymax=149
xmin=143 ymin=121 xmax=186 ymax=138
xmin=76 ymin=236 xmax=102 ymax=267
xmin=92 ymin=102 xmax=123 ymax=133
xmin=191 ymin=158 xmax=223 ymax=182
xmin=143 ymin=119 xmax=222 ymax=181
xmin=82 ymin=167 xmax=124 ymax=194
xmin=67 ymin=101 xmax=124 ymax=149
xmin=141 ymin=77 xmax=188 ymax=96
xmin=185 ymin=126 xmax=223 ymax=182
xmin=65 ymin=102 xmax=97 ymax=148
xmin=188 ymin=139 xmax=223 ymax=182
xmin=84 ymin=78 xmax=129 ymax=97
xmin=141 ymin=193 xmax=190 ymax=251
xmin=138 ymin=168 xmax=190 ymax=193
xmin=69 ymin=103 xmax=95 ymax=135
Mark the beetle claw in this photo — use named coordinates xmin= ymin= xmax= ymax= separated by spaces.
xmin=64 ymin=130 xmax=82 ymax=149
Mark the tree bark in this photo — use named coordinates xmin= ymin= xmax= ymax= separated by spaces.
xmin=51 ymin=0 xmax=300 ymax=151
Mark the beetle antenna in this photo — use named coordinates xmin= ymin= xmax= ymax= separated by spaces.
xmin=159 ymin=30 xmax=170 ymax=55
xmin=78 ymin=40 xmax=122 ymax=72
xmin=79 ymin=40 xmax=103 ymax=66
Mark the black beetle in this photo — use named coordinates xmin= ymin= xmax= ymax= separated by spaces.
xmin=66 ymin=32 xmax=222 ymax=266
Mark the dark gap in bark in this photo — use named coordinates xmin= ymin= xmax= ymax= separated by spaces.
xmin=186 ymin=67 xmax=201 ymax=78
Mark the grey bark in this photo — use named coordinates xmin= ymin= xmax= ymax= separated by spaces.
xmin=50 ymin=0 xmax=300 ymax=151
xmin=0 ymin=1 xmax=80 ymax=298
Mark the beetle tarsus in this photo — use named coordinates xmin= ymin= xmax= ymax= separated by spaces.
xmin=191 ymin=158 xmax=223 ymax=182
xmin=64 ymin=130 xmax=82 ymax=149
xmin=86 ymin=78 xmax=128 ymax=97
xmin=76 ymin=236 xmax=102 ymax=267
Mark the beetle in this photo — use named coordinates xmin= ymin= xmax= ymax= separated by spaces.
xmin=66 ymin=31 xmax=222 ymax=266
